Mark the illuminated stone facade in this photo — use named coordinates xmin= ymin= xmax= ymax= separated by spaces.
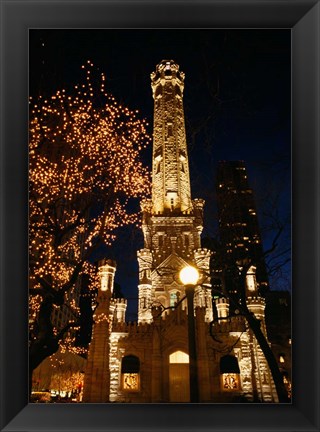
xmin=138 ymin=60 xmax=213 ymax=324
xmin=83 ymin=60 xmax=278 ymax=403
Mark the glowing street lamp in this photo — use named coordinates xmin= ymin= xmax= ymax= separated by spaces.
xmin=179 ymin=265 xmax=200 ymax=403
xmin=179 ymin=266 xmax=199 ymax=286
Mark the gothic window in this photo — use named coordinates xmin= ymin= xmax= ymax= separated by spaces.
xmin=121 ymin=355 xmax=140 ymax=391
xmin=139 ymin=297 xmax=146 ymax=309
xmin=221 ymin=373 xmax=240 ymax=391
xmin=158 ymin=234 xmax=163 ymax=248
xmin=220 ymin=355 xmax=241 ymax=391
xmin=167 ymin=123 xmax=173 ymax=137
xmin=170 ymin=292 xmax=178 ymax=307
xmin=184 ymin=234 xmax=189 ymax=247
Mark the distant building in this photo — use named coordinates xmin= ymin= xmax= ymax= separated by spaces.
xmin=215 ymin=160 xmax=269 ymax=297
xmin=82 ymin=60 xmax=280 ymax=403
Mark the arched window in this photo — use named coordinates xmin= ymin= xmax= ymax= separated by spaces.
xmin=121 ymin=355 xmax=140 ymax=391
xmin=169 ymin=351 xmax=189 ymax=364
xmin=220 ymin=355 xmax=241 ymax=391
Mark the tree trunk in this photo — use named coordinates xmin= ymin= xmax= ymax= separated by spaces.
xmin=245 ymin=311 xmax=289 ymax=403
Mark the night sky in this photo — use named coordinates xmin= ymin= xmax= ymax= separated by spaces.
xmin=29 ymin=29 xmax=291 ymax=320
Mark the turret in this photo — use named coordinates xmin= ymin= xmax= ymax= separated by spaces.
xmin=245 ymin=265 xmax=258 ymax=295
xmin=98 ymin=258 xmax=116 ymax=295
xmin=83 ymin=259 xmax=116 ymax=402
xmin=137 ymin=248 xmax=153 ymax=323
xmin=150 ymin=60 xmax=192 ymax=215
xmin=215 ymin=297 xmax=230 ymax=320
xmin=114 ymin=298 xmax=127 ymax=323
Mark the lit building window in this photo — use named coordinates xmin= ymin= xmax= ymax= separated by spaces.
xmin=169 ymin=351 xmax=189 ymax=364
xmin=221 ymin=373 xmax=240 ymax=390
xmin=279 ymin=354 xmax=285 ymax=363
xmin=121 ymin=355 xmax=140 ymax=391
xmin=122 ymin=373 xmax=139 ymax=391
xmin=220 ymin=355 xmax=241 ymax=391
xmin=288 ymin=338 xmax=291 ymax=345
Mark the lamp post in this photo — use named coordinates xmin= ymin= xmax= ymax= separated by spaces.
xmin=179 ymin=265 xmax=199 ymax=403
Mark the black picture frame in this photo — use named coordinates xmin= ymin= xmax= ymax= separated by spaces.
xmin=1 ymin=1 xmax=319 ymax=431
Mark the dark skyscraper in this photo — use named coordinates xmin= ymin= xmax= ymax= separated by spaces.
xmin=215 ymin=161 xmax=269 ymax=296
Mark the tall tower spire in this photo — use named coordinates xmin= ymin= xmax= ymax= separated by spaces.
xmin=138 ymin=60 xmax=213 ymax=324
xmin=151 ymin=60 xmax=192 ymax=214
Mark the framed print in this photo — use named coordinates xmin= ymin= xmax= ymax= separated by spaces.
xmin=1 ymin=1 xmax=319 ymax=431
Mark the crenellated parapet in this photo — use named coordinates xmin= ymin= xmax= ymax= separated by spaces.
xmin=194 ymin=248 xmax=212 ymax=273
xmin=111 ymin=321 xmax=129 ymax=334
xmin=211 ymin=315 xmax=246 ymax=334
xmin=247 ymin=296 xmax=266 ymax=319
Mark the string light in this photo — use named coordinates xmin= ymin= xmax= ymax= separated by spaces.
xmin=29 ymin=62 xmax=151 ymax=355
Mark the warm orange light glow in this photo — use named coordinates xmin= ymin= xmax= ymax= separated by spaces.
xmin=221 ymin=373 xmax=240 ymax=391
xmin=29 ymin=62 xmax=151 ymax=353
xmin=179 ymin=266 xmax=199 ymax=286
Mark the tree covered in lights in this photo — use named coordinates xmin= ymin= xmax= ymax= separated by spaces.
xmin=29 ymin=62 xmax=151 ymax=380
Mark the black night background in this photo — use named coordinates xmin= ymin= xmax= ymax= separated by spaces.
xmin=29 ymin=29 xmax=291 ymax=320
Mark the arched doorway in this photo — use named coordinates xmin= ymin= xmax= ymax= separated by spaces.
xmin=169 ymin=351 xmax=190 ymax=402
